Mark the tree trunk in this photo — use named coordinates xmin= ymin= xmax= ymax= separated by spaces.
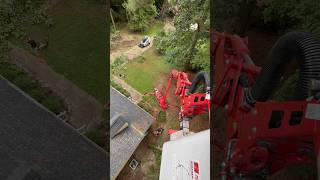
xmin=110 ymin=9 xmax=116 ymax=31
xmin=184 ymin=22 xmax=201 ymax=70
xmin=160 ymin=1 xmax=169 ymax=17
xmin=234 ymin=0 xmax=256 ymax=36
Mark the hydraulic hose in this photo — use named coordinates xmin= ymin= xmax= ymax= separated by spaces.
xmin=251 ymin=31 xmax=320 ymax=101
xmin=189 ymin=71 xmax=210 ymax=94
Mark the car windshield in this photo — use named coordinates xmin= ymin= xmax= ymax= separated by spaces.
xmin=142 ymin=37 xmax=148 ymax=42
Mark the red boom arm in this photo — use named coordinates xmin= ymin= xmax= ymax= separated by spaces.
xmin=212 ymin=30 xmax=320 ymax=179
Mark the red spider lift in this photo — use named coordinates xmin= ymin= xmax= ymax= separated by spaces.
xmin=154 ymin=69 xmax=210 ymax=134
xmin=212 ymin=30 xmax=320 ymax=179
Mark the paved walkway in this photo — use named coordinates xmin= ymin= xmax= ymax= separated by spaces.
xmin=9 ymin=47 xmax=104 ymax=128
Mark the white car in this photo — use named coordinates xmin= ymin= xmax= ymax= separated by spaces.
xmin=138 ymin=36 xmax=151 ymax=48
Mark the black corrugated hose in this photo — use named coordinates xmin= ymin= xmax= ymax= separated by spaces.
xmin=251 ymin=31 xmax=320 ymax=101
xmin=189 ymin=71 xmax=210 ymax=94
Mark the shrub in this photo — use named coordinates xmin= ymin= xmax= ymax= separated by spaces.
xmin=111 ymin=80 xmax=130 ymax=97
xmin=111 ymin=55 xmax=127 ymax=73
xmin=0 ymin=61 xmax=66 ymax=114
xmin=86 ymin=129 xmax=106 ymax=148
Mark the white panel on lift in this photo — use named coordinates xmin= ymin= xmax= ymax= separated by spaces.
xmin=160 ymin=129 xmax=210 ymax=180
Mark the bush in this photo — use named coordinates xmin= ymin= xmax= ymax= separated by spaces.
xmin=111 ymin=27 xmax=120 ymax=40
xmin=272 ymin=71 xmax=299 ymax=101
xmin=111 ymin=55 xmax=127 ymax=73
xmin=0 ymin=61 xmax=66 ymax=114
xmin=111 ymin=80 xmax=130 ymax=97
xmin=41 ymin=96 xmax=65 ymax=114
xmin=123 ymin=0 xmax=157 ymax=32
xmin=154 ymin=30 xmax=167 ymax=55
xmin=86 ymin=129 xmax=106 ymax=148
xmin=263 ymin=0 xmax=320 ymax=37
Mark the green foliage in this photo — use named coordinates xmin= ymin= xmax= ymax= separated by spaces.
xmin=273 ymin=71 xmax=299 ymax=101
xmin=111 ymin=27 xmax=121 ymax=40
xmin=111 ymin=80 xmax=130 ymax=97
xmin=263 ymin=0 xmax=320 ymax=37
xmin=146 ymin=21 xmax=164 ymax=36
xmin=0 ymin=0 xmax=48 ymax=60
xmin=154 ymin=30 xmax=167 ymax=54
xmin=86 ymin=129 xmax=106 ymax=148
xmin=138 ymin=96 xmax=155 ymax=114
xmin=0 ymin=61 xmax=66 ymax=114
xmin=191 ymin=38 xmax=210 ymax=71
xmin=154 ymin=0 xmax=210 ymax=71
xmin=111 ymin=55 xmax=126 ymax=73
xmin=0 ymin=0 xmax=48 ymax=39
xmin=123 ymin=0 xmax=157 ymax=31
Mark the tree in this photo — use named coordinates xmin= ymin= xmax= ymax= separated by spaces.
xmin=0 ymin=0 xmax=48 ymax=59
xmin=122 ymin=0 xmax=157 ymax=31
xmin=263 ymin=0 xmax=320 ymax=37
xmin=155 ymin=0 xmax=210 ymax=71
xmin=110 ymin=9 xmax=116 ymax=31
xmin=110 ymin=0 xmax=127 ymax=22
xmin=212 ymin=0 xmax=241 ymax=32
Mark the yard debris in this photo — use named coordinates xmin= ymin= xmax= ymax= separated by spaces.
xmin=26 ymin=37 xmax=37 ymax=49
xmin=26 ymin=37 xmax=48 ymax=50
xmin=153 ymin=127 xmax=164 ymax=136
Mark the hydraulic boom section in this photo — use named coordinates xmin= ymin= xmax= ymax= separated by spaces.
xmin=212 ymin=30 xmax=320 ymax=179
xmin=154 ymin=69 xmax=210 ymax=134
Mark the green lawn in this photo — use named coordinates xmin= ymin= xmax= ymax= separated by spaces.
xmin=18 ymin=0 xmax=107 ymax=103
xmin=116 ymin=47 xmax=173 ymax=94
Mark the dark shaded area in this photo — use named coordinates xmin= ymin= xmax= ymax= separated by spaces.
xmin=0 ymin=77 xmax=108 ymax=180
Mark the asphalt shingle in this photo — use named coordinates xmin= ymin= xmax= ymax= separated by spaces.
xmin=110 ymin=87 xmax=154 ymax=179
xmin=0 ymin=77 xmax=108 ymax=180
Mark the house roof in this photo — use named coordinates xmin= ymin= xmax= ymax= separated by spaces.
xmin=0 ymin=76 xmax=108 ymax=180
xmin=110 ymin=87 xmax=154 ymax=179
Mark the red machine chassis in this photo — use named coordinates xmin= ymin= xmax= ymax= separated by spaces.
xmin=212 ymin=30 xmax=320 ymax=179
xmin=155 ymin=69 xmax=210 ymax=119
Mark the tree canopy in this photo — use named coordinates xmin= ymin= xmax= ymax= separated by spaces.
xmin=122 ymin=0 xmax=157 ymax=31
xmin=213 ymin=0 xmax=320 ymax=37
xmin=263 ymin=0 xmax=320 ymax=37
xmin=0 ymin=0 xmax=48 ymax=59
xmin=155 ymin=0 xmax=210 ymax=71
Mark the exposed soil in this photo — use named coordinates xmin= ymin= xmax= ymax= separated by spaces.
xmin=8 ymin=46 xmax=104 ymax=129
xmin=110 ymin=29 xmax=154 ymax=63
xmin=116 ymin=138 xmax=156 ymax=180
